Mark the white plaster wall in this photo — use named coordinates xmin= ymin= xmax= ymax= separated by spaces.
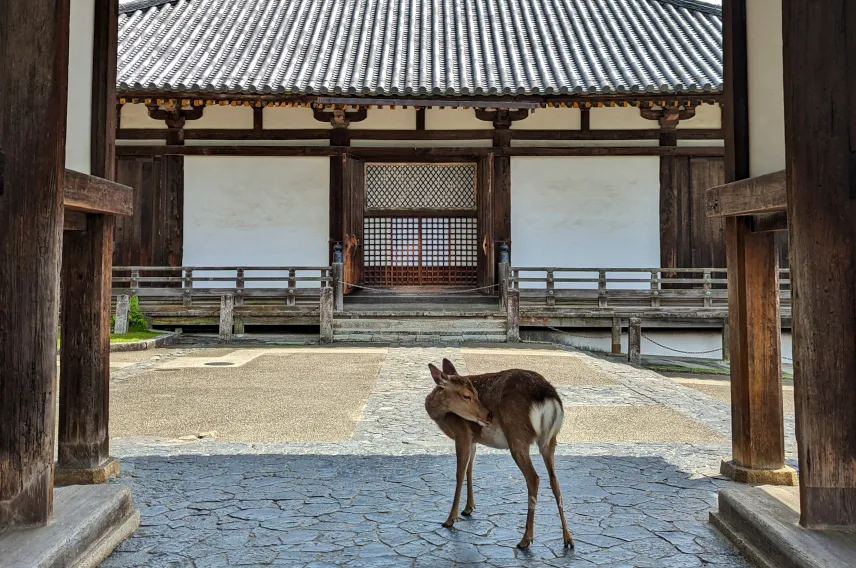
xmin=120 ymin=103 xmax=167 ymax=129
xmin=677 ymin=103 xmax=722 ymax=129
xmin=66 ymin=0 xmax=95 ymax=173
xmin=590 ymin=106 xmax=653 ymax=129
xmin=185 ymin=139 xmax=330 ymax=147
xmin=528 ymin=329 xmax=794 ymax=362
xmin=747 ymin=0 xmax=786 ymax=176
xmin=184 ymin=157 xmax=329 ymax=284
xmin=264 ymin=107 xmax=331 ymax=129
xmin=186 ymin=105 xmax=253 ymax=129
xmin=351 ymin=108 xmax=416 ymax=130
xmin=511 ymin=157 xmax=661 ymax=268
xmin=511 ymin=107 xmax=582 ymax=130
xmin=425 ymin=109 xmax=487 ymax=130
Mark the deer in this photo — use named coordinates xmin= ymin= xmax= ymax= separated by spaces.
xmin=424 ymin=358 xmax=574 ymax=550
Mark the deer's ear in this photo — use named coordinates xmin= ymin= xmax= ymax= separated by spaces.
xmin=441 ymin=358 xmax=458 ymax=376
xmin=428 ymin=364 xmax=449 ymax=387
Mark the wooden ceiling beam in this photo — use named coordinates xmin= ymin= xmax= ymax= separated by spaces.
xmin=63 ymin=169 xmax=133 ymax=216
xmin=706 ymin=170 xmax=787 ymax=218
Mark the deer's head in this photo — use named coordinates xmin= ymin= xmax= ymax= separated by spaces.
xmin=428 ymin=361 xmax=492 ymax=427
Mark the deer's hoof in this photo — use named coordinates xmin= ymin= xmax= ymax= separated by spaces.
xmin=516 ymin=537 xmax=532 ymax=550
xmin=564 ymin=536 xmax=575 ymax=549
xmin=461 ymin=507 xmax=474 ymax=516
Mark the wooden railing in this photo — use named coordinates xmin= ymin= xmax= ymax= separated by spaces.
xmin=501 ymin=266 xmax=792 ymax=310
xmin=111 ymin=266 xmax=339 ymax=342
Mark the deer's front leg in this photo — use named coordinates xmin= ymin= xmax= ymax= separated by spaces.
xmin=462 ymin=442 xmax=477 ymax=516
xmin=443 ymin=435 xmax=471 ymax=527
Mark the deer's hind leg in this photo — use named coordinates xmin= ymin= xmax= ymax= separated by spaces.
xmin=443 ymin=431 xmax=473 ymax=528
xmin=462 ymin=442 xmax=477 ymax=516
xmin=540 ymin=435 xmax=574 ymax=549
xmin=509 ymin=442 xmax=540 ymax=549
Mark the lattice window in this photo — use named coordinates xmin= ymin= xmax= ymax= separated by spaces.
xmin=365 ymin=164 xmax=476 ymax=210
xmin=363 ymin=217 xmax=478 ymax=286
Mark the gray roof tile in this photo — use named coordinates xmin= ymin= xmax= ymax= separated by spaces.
xmin=117 ymin=0 xmax=723 ymax=97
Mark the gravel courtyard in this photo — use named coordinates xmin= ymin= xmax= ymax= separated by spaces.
xmin=98 ymin=342 xmax=798 ymax=567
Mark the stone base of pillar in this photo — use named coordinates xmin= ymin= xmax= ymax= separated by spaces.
xmin=55 ymin=457 xmax=120 ymax=486
xmin=720 ymin=459 xmax=797 ymax=486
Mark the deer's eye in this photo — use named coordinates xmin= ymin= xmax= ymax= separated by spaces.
xmin=463 ymin=395 xmax=472 ymax=401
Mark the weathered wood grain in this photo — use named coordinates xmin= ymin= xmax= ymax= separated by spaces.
xmin=725 ymin=216 xmax=785 ymax=471
xmin=706 ymin=170 xmax=787 ymax=217
xmin=506 ymin=290 xmax=520 ymax=342
xmin=59 ymin=215 xmax=114 ymax=470
xmin=64 ymin=211 xmax=88 ymax=231
xmin=64 ymin=169 xmax=133 ymax=216
xmin=0 ymin=0 xmax=69 ymax=528
xmin=751 ymin=212 xmax=788 ymax=233
xmin=783 ymin=0 xmax=856 ymax=527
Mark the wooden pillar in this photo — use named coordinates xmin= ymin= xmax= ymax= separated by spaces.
xmin=0 ymin=0 xmax=70 ymax=528
xmin=56 ymin=0 xmax=122 ymax=486
xmin=506 ymin=289 xmax=520 ymax=343
xmin=219 ymin=294 xmax=234 ymax=342
xmin=783 ymin=0 xmax=856 ymax=527
xmin=721 ymin=216 xmax=794 ymax=484
xmin=56 ymin=215 xmax=119 ymax=484
xmin=91 ymin=0 xmax=118 ymax=179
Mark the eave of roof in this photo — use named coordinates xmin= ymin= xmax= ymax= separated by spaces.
xmin=118 ymin=0 xmax=724 ymax=98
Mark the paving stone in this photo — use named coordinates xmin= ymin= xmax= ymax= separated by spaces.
xmin=101 ymin=344 xmax=751 ymax=568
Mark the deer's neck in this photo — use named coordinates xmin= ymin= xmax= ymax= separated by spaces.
xmin=425 ymin=389 xmax=450 ymax=421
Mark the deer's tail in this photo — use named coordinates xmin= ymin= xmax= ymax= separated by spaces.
xmin=530 ymin=396 xmax=564 ymax=449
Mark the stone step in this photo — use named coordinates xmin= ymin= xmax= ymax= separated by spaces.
xmin=333 ymin=318 xmax=506 ymax=332
xmin=333 ymin=332 xmax=507 ymax=343
xmin=1 ymin=484 xmax=139 ymax=568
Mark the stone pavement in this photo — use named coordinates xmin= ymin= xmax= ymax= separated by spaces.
xmin=100 ymin=343 xmax=797 ymax=567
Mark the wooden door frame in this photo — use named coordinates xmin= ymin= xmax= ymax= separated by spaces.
xmin=338 ymin=155 xmax=495 ymax=290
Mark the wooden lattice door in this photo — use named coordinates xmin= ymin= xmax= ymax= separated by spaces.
xmin=363 ymin=163 xmax=478 ymax=286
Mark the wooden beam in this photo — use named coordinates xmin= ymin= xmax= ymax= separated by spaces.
xmin=723 ymin=216 xmax=788 ymax=473
xmin=57 ymin=215 xmax=115 ymax=476
xmin=783 ymin=0 xmax=856 ymax=527
xmin=0 ymin=0 xmax=69 ymax=529
xmin=91 ymin=0 xmax=118 ymax=179
xmin=63 ymin=211 xmax=88 ymax=231
xmin=706 ymin=170 xmax=787 ymax=217
xmin=751 ymin=212 xmax=788 ymax=233
xmin=63 ymin=169 xmax=133 ymax=216
xmin=117 ymin=127 xmax=723 ymax=142
xmin=115 ymin=144 xmax=725 ymax=158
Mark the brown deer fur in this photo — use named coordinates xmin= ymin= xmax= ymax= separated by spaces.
xmin=425 ymin=358 xmax=574 ymax=550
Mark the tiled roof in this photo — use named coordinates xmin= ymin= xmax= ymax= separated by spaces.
xmin=117 ymin=0 xmax=723 ymax=97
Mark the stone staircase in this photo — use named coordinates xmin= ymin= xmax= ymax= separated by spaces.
xmin=332 ymin=314 xmax=508 ymax=343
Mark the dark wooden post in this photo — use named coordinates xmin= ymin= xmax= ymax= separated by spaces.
xmin=716 ymin=0 xmax=795 ymax=487
xmin=56 ymin=215 xmax=119 ymax=485
xmin=721 ymin=216 xmax=794 ymax=485
xmin=0 ymin=0 xmax=70 ymax=528
xmin=56 ymin=0 xmax=122 ymax=486
xmin=783 ymin=0 xmax=856 ymax=527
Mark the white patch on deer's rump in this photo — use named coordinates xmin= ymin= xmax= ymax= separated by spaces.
xmin=530 ymin=399 xmax=564 ymax=444
xmin=479 ymin=424 xmax=509 ymax=449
